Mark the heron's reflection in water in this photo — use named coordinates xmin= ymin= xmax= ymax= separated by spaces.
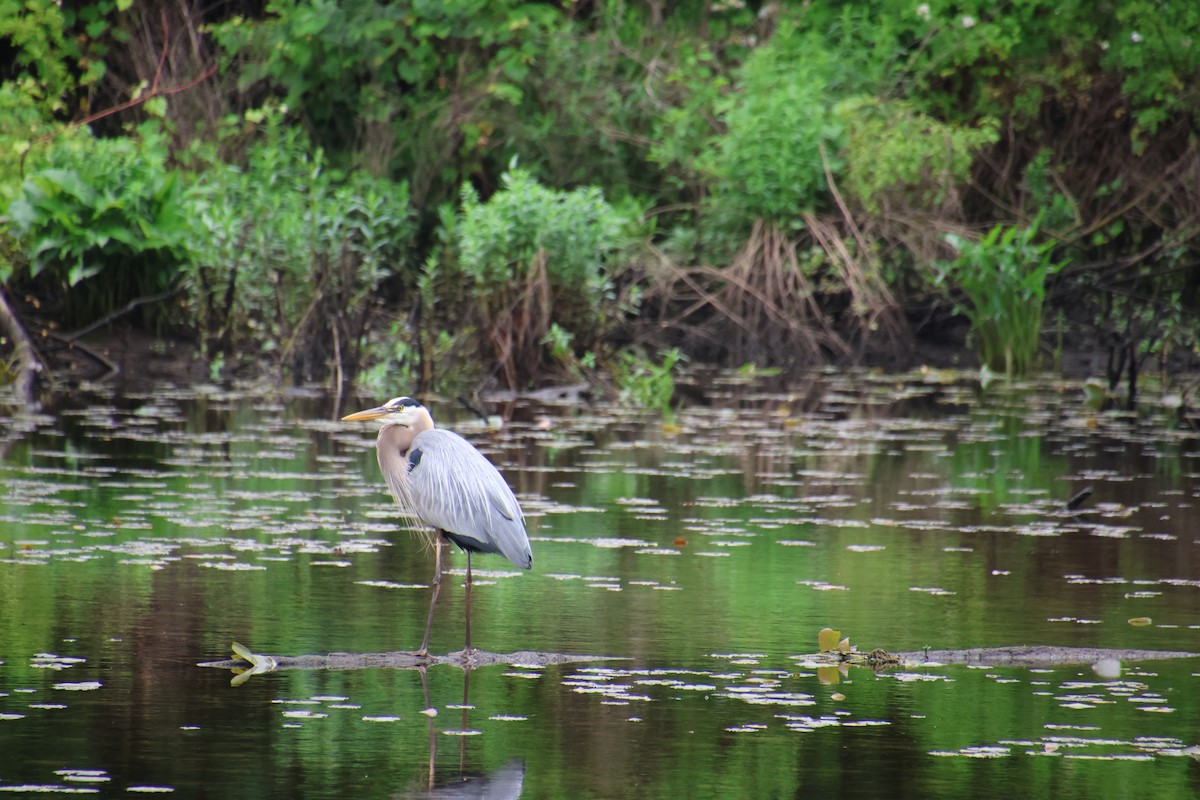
xmin=400 ymin=666 xmax=525 ymax=800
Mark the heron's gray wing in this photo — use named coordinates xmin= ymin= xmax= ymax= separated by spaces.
xmin=408 ymin=430 xmax=532 ymax=569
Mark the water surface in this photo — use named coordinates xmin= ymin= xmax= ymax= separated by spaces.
xmin=2 ymin=373 xmax=1199 ymax=797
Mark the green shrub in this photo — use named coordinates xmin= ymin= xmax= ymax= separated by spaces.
xmin=836 ymin=96 xmax=998 ymax=214
xmin=186 ymin=113 xmax=414 ymax=382
xmin=699 ymin=26 xmax=844 ymax=228
xmin=5 ymin=126 xmax=194 ymax=322
xmin=0 ymin=0 xmax=76 ymax=116
xmin=453 ymin=167 xmax=633 ymax=387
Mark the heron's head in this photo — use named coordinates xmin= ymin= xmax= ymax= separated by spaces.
xmin=341 ymin=396 xmax=432 ymax=429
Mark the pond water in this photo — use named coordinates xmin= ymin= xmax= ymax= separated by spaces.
xmin=1 ymin=371 xmax=1199 ymax=798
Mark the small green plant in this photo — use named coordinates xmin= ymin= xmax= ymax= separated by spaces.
xmin=939 ymin=216 xmax=1067 ymax=377
xmin=615 ymin=348 xmax=684 ymax=419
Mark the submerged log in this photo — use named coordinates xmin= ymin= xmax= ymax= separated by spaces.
xmin=199 ymin=645 xmax=622 ymax=685
xmin=893 ymin=645 xmax=1198 ymax=667
xmin=823 ymin=644 xmax=1200 ymax=670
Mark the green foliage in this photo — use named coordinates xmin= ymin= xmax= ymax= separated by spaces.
xmin=457 ymin=169 xmax=626 ymax=293
xmin=0 ymin=0 xmax=75 ymax=114
xmin=701 ymin=26 xmax=844 ymax=225
xmin=358 ymin=319 xmax=418 ymax=395
xmin=1 ymin=0 xmax=1195 ymax=390
xmin=939 ymin=217 xmax=1067 ymax=377
xmin=453 ymin=167 xmax=633 ymax=387
xmin=614 ymin=348 xmax=685 ymax=418
xmin=6 ymin=126 xmax=193 ymax=289
xmin=1103 ymin=1 xmax=1200 ymax=142
xmin=836 ymin=97 xmax=998 ymax=214
xmin=0 ymin=0 xmax=86 ymax=284
xmin=877 ymin=0 xmax=1200 ymax=138
xmin=211 ymin=0 xmax=561 ymax=171
xmin=185 ymin=113 xmax=414 ymax=379
xmin=645 ymin=41 xmax=729 ymax=191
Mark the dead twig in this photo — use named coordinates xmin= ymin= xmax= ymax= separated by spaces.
xmin=61 ymin=287 xmax=181 ymax=342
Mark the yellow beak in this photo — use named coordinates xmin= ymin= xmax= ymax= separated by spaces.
xmin=341 ymin=406 xmax=389 ymax=421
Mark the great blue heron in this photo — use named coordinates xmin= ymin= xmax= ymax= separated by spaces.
xmin=342 ymin=396 xmax=532 ymax=655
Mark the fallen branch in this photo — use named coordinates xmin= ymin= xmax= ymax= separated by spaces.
xmin=0 ymin=284 xmax=44 ymax=407
xmin=61 ymin=287 xmax=181 ymax=342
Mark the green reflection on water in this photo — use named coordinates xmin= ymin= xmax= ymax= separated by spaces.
xmin=2 ymin=375 xmax=1199 ymax=798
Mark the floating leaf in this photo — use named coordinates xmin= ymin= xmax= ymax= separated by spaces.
xmin=1128 ymin=617 xmax=1152 ymax=627
xmin=817 ymin=628 xmax=841 ymax=653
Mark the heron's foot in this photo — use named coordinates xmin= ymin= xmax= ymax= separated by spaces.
xmin=451 ymin=647 xmax=479 ymax=665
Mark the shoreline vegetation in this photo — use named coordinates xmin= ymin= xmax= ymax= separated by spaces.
xmin=2 ymin=2 xmax=1198 ymax=409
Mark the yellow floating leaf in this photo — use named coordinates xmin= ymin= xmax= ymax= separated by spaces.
xmin=1128 ymin=617 xmax=1152 ymax=626
xmin=818 ymin=628 xmax=841 ymax=652
xmin=837 ymin=637 xmax=852 ymax=654
xmin=831 ymin=692 xmax=846 ymax=702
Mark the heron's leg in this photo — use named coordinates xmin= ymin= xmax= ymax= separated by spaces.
xmin=419 ymin=666 xmax=435 ymax=790
xmin=464 ymin=552 xmax=473 ymax=654
xmin=418 ymin=534 xmax=444 ymax=656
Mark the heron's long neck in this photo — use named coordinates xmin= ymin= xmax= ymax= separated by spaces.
xmin=378 ymin=410 xmax=435 ymax=455
xmin=408 ymin=407 xmax=436 ymax=439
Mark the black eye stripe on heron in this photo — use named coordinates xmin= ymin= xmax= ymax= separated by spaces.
xmin=385 ymin=396 xmax=420 ymax=410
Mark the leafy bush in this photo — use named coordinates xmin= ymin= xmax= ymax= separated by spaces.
xmin=939 ymin=217 xmax=1067 ymax=376
xmin=699 ymin=26 xmax=844 ymax=228
xmin=0 ymin=0 xmax=77 ymax=116
xmin=836 ymin=97 xmax=998 ymax=215
xmin=186 ymin=114 xmax=414 ymax=382
xmin=6 ymin=126 xmax=194 ymax=316
xmin=453 ymin=168 xmax=633 ymax=388
xmin=212 ymin=0 xmax=561 ymax=181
